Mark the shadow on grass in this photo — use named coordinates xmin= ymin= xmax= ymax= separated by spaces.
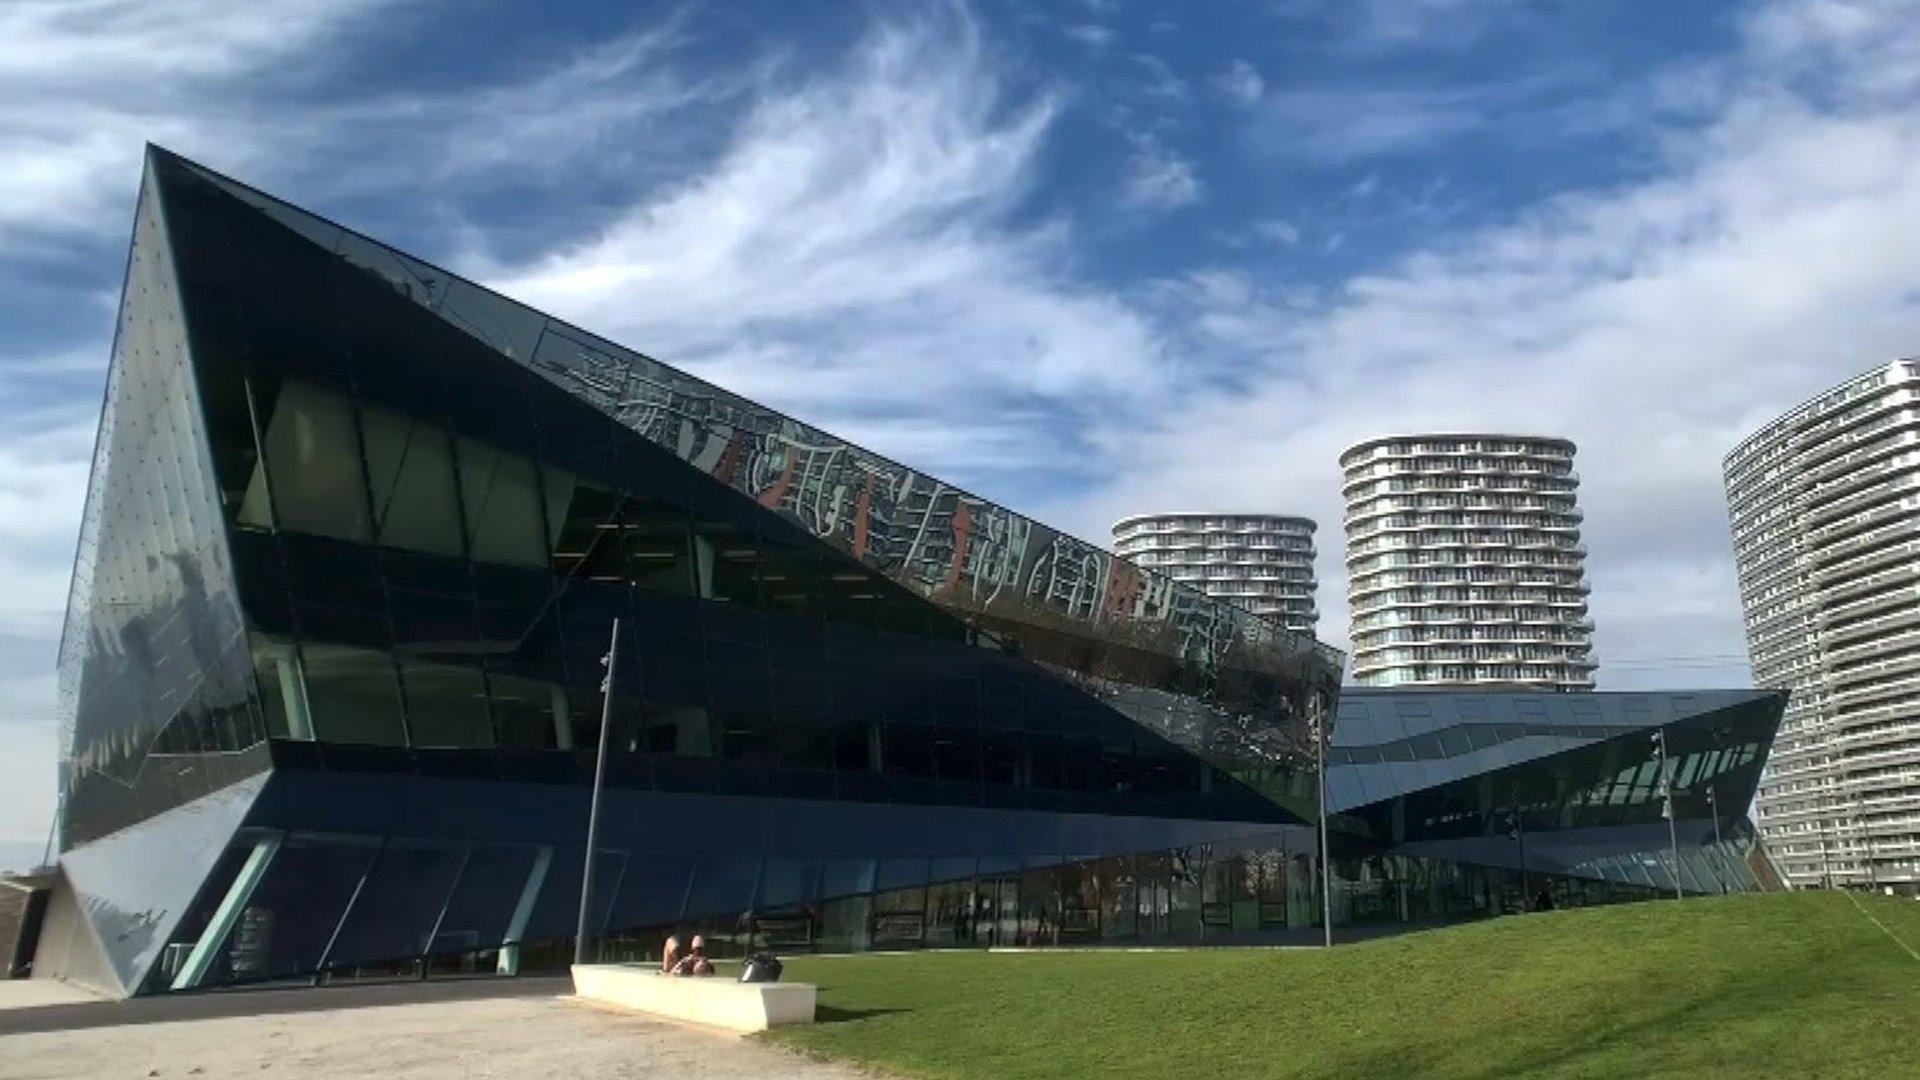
xmin=814 ymin=1004 xmax=913 ymax=1024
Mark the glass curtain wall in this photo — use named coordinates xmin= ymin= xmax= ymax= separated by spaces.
xmin=156 ymin=149 xmax=1342 ymax=811
xmin=55 ymin=168 xmax=266 ymax=849
xmin=155 ymin=151 xmax=1316 ymax=826
xmin=158 ymin=817 xmax=1748 ymax=991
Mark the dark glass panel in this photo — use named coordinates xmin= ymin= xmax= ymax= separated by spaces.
xmin=281 ymin=536 xmax=387 ymax=617
xmin=619 ymin=500 xmax=696 ymax=593
xmin=488 ymin=670 xmax=568 ymax=750
xmin=884 ymin=723 xmax=935 ymax=779
xmin=387 ymin=586 xmax=482 ymax=653
xmin=323 ymin=841 xmax=468 ymax=969
xmin=358 ymin=404 xmax=462 ymax=557
xmin=301 ymin=644 xmax=407 ymax=746
xmin=525 ymin=848 xmax=623 ymax=942
xmin=756 ymin=858 xmax=823 ymax=911
xmin=400 ymin=660 xmax=494 ymax=748
xmin=257 ymin=380 xmax=371 ymax=543
xmin=1028 ymin=734 xmax=1064 ymax=790
xmin=685 ymin=855 xmax=762 ymax=920
xmin=982 ymin=732 xmax=1021 ymax=786
xmin=454 ymin=436 xmax=548 ymax=568
xmin=756 ymin=535 xmax=824 ymax=617
xmin=931 ymin=727 xmax=982 ymax=783
xmin=251 ymin=635 xmax=308 ymax=740
xmin=692 ymin=519 xmax=760 ymax=604
xmin=430 ymin=844 xmax=540 ymax=957
xmin=609 ymin=853 xmax=694 ymax=932
xmin=217 ymin=836 xmax=378 ymax=985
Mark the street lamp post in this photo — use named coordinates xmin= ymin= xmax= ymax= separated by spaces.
xmin=573 ymin=617 xmax=621 ymax=969
xmin=1706 ymin=784 xmax=1727 ymax=893
xmin=1506 ymin=804 xmax=1530 ymax=910
xmin=1314 ymin=691 xmax=1333 ymax=948
xmin=1706 ymin=784 xmax=1723 ymax=849
xmin=1652 ymin=727 xmax=1682 ymax=901
xmin=1704 ymin=780 xmax=1735 ymax=891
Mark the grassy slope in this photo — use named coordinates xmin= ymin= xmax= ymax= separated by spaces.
xmin=768 ymin=892 xmax=1920 ymax=1080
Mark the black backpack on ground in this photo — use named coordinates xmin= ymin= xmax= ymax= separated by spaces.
xmin=739 ymin=951 xmax=783 ymax=983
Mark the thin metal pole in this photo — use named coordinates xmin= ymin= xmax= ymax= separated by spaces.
xmin=1708 ymin=785 xmax=1722 ymax=849
xmin=1657 ymin=728 xmax=1682 ymax=901
xmin=1707 ymin=785 xmax=1725 ymax=894
xmin=1314 ymin=691 xmax=1333 ymax=948
xmin=1513 ymin=805 xmax=1530 ymax=908
xmin=574 ymin=617 xmax=621 ymax=968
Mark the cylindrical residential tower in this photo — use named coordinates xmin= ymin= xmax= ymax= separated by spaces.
xmin=1111 ymin=512 xmax=1318 ymax=633
xmin=1725 ymin=358 xmax=1920 ymax=893
xmin=1341 ymin=434 xmax=1595 ymax=689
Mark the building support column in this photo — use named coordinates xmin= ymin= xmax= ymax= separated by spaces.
xmin=171 ymin=833 xmax=282 ymax=991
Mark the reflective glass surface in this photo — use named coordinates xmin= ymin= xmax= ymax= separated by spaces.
xmin=142 ymin=148 xmax=1336 ymax=825
xmin=61 ymin=149 xmax=1791 ymax=999
xmin=160 ymin=150 xmax=1342 ymax=813
xmin=54 ymin=165 xmax=267 ymax=849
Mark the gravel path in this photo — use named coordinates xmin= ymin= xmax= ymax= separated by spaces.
xmin=0 ymin=995 xmax=873 ymax=1080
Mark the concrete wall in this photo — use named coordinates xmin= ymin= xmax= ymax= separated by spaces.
xmin=30 ymin=870 xmax=125 ymax=998
xmin=1 ymin=877 xmax=49 ymax=977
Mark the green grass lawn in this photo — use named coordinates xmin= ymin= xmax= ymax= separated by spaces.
xmin=766 ymin=892 xmax=1920 ymax=1080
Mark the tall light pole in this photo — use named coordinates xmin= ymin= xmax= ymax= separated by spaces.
xmin=574 ymin=617 xmax=621 ymax=968
xmin=1706 ymin=784 xmax=1726 ymax=894
xmin=1506 ymin=804 xmax=1530 ymax=910
xmin=1313 ymin=691 xmax=1333 ymax=948
xmin=1653 ymin=727 xmax=1682 ymax=901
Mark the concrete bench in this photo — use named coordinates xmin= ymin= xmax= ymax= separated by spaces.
xmin=571 ymin=964 xmax=817 ymax=1033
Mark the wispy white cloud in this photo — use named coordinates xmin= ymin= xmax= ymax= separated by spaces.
xmin=1266 ymin=0 xmax=1525 ymax=53
xmin=1254 ymin=218 xmax=1301 ymax=245
xmin=0 ymin=423 xmax=93 ymax=641
xmin=1253 ymin=84 xmax=1497 ymax=163
xmin=0 ymin=0 xmax=411 ymax=243
xmin=1119 ymin=133 xmax=1202 ymax=210
xmin=1213 ymin=59 xmax=1265 ymax=106
xmin=1130 ymin=53 xmax=1189 ymax=101
xmin=1350 ymin=0 xmax=1525 ymax=49
xmin=0 ymin=719 xmax=57 ymax=866
xmin=487 ymin=9 xmax=1172 ymax=481
xmin=1064 ymin=23 xmax=1117 ymax=50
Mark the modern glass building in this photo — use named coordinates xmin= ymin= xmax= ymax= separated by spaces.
xmin=33 ymin=148 xmax=1783 ymax=997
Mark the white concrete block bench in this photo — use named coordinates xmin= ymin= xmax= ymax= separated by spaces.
xmin=571 ymin=964 xmax=817 ymax=1033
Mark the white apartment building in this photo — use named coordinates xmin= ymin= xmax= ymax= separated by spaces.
xmin=1110 ymin=513 xmax=1318 ymax=634
xmin=1341 ymin=434 xmax=1596 ymax=689
xmin=1725 ymin=358 xmax=1920 ymax=893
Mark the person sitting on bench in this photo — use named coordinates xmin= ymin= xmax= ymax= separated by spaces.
xmin=669 ymin=934 xmax=715 ymax=977
xmin=661 ymin=935 xmax=683 ymax=975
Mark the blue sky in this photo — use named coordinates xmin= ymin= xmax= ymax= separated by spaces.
xmin=7 ymin=0 xmax=1920 ymax=868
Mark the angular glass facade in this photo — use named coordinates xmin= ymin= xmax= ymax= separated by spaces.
xmin=47 ymin=149 xmax=1784 ymax=997
xmin=1327 ymin=689 xmax=1785 ymax=910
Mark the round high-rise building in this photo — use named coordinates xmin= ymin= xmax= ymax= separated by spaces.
xmin=1111 ymin=512 xmax=1318 ymax=634
xmin=1724 ymin=358 xmax=1920 ymax=892
xmin=1341 ymin=434 xmax=1595 ymax=689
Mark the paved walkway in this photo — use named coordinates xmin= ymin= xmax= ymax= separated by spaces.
xmin=0 ymin=991 xmax=870 ymax=1080
xmin=0 ymin=976 xmax=565 ymax=1036
xmin=0 ymin=981 xmax=101 ymax=1013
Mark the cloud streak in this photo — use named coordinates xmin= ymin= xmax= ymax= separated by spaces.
xmin=486 ymin=9 xmax=1174 ymax=486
